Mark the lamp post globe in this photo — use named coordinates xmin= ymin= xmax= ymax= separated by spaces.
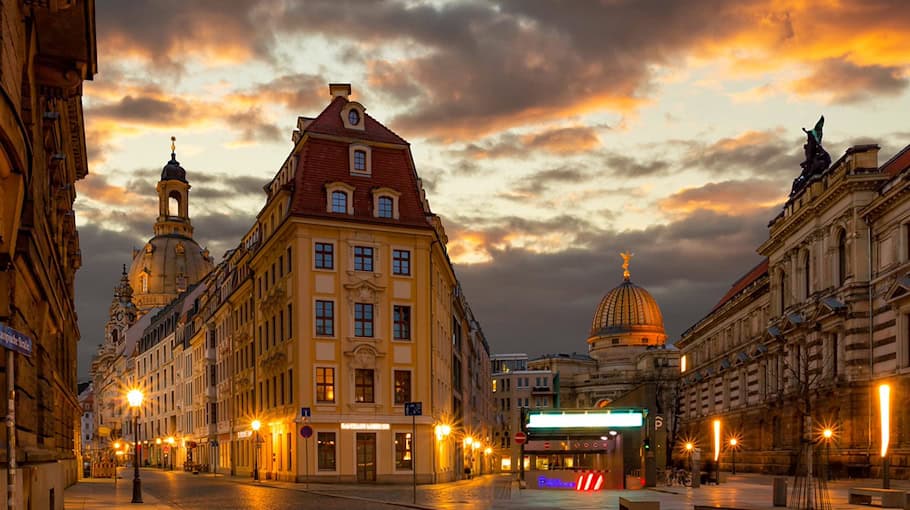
xmin=251 ymin=420 xmax=261 ymax=481
xmin=127 ymin=389 xmax=144 ymax=504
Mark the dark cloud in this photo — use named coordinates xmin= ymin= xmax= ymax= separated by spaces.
xmin=603 ymin=153 xmax=672 ymax=177
xmin=88 ymin=96 xmax=186 ymax=123
xmin=193 ymin=211 xmax=258 ymax=259
xmin=509 ymin=166 xmax=593 ymax=197
xmin=659 ymin=179 xmax=787 ymax=214
xmin=451 ymin=127 xmax=601 ymax=160
xmin=232 ymin=73 xmax=327 ymax=111
xmin=225 ymin=108 xmax=284 ymax=143
xmin=193 ymin=175 xmax=268 ymax=200
xmin=453 ymin=207 xmax=772 ymax=358
xmin=96 ymin=0 xmax=279 ymax=69
xmin=75 ymin=226 xmax=148 ymax=379
xmin=791 ymin=57 xmax=909 ymax=104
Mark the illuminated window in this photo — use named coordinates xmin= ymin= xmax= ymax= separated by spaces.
xmin=316 ymin=367 xmax=335 ymax=403
xmin=394 ymin=370 xmax=411 ymax=405
xmin=355 ymin=369 xmax=374 ymax=403
xmin=395 ymin=432 xmax=413 ymax=470
xmin=317 ymin=432 xmax=336 ymax=470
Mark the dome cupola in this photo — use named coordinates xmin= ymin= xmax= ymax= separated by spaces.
xmin=587 ymin=252 xmax=667 ymax=362
xmin=161 ymin=136 xmax=187 ymax=182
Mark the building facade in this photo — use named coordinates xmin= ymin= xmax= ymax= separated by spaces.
xmin=490 ymin=353 xmax=556 ymax=472
xmin=677 ymin=140 xmax=910 ymax=478
xmin=91 ymin=84 xmax=495 ymax=485
xmin=0 ymin=1 xmax=96 ymax=507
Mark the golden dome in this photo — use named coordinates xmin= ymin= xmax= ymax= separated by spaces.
xmin=587 ymin=252 xmax=666 ymax=351
xmin=589 ymin=280 xmax=666 ymax=339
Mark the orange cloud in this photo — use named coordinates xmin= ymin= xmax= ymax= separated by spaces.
xmin=659 ymin=179 xmax=786 ymax=215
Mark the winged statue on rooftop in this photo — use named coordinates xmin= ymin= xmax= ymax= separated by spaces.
xmin=790 ymin=115 xmax=831 ymax=197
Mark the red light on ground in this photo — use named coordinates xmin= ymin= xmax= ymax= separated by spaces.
xmin=574 ymin=472 xmax=605 ymax=492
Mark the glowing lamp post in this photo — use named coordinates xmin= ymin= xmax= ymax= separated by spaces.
xmin=126 ymin=389 xmax=144 ymax=504
xmin=821 ymin=428 xmax=833 ymax=481
xmin=251 ymin=420 xmax=261 ymax=481
xmin=879 ymin=384 xmax=891 ymax=489
xmin=729 ymin=438 xmax=738 ymax=475
xmin=713 ymin=420 xmax=721 ymax=483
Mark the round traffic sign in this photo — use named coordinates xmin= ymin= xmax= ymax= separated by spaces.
xmin=514 ymin=431 xmax=527 ymax=444
xmin=300 ymin=425 xmax=313 ymax=438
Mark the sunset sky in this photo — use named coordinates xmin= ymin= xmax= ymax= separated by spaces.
xmin=75 ymin=0 xmax=910 ymax=378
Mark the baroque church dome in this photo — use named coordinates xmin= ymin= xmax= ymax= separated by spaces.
xmin=127 ymin=138 xmax=213 ymax=315
xmin=587 ymin=253 xmax=667 ymax=360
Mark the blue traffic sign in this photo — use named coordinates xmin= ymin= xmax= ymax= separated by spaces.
xmin=404 ymin=402 xmax=422 ymax=416
xmin=301 ymin=407 xmax=311 ymax=418
xmin=300 ymin=425 xmax=313 ymax=438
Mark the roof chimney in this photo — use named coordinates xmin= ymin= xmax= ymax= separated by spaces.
xmin=328 ymin=83 xmax=351 ymax=99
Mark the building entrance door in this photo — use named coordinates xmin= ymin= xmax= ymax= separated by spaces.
xmin=356 ymin=433 xmax=376 ymax=482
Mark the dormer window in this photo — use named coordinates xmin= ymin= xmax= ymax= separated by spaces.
xmin=325 ymin=182 xmax=355 ymax=215
xmin=341 ymin=102 xmax=366 ymax=132
xmin=378 ymin=197 xmax=393 ymax=218
xmin=349 ymin=144 xmax=372 ymax=176
xmin=332 ymin=191 xmax=347 ymax=213
xmin=372 ymin=187 xmax=401 ymax=220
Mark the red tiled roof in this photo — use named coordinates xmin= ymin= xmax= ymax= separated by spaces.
xmin=304 ymin=96 xmax=408 ymax=145
xmin=290 ymin=97 xmax=430 ymax=229
xmin=881 ymin=144 xmax=910 ymax=177
xmin=711 ymin=258 xmax=769 ymax=312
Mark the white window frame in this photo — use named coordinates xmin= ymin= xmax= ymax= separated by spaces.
xmin=340 ymin=102 xmax=366 ymax=131
xmin=325 ymin=182 xmax=355 ymax=215
xmin=372 ymin=187 xmax=401 ymax=220
xmin=349 ymin=144 xmax=372 ymax=176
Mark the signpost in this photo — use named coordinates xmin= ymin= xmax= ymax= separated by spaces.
xmin=514 ymin=432 xmax=527 ymax=444
xmin=300 ymin=408 xmax=312 ymax=488
xmin=405 ymin=402 xmax=422 ymax=504
xmin=0 ymin=323 xmax=32 ymax=510
xmin=299 ymin=425 xmax=312 ymax=488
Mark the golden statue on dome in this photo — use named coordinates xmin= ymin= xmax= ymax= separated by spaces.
xmin=621 ymin=251 xmax=634 ymax=281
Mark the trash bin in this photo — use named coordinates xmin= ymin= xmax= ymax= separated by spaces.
xmin=773 ymin=477 xmax=787 ymax=507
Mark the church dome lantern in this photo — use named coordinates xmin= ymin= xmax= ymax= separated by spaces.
xmin=587 ymin=252 xmax=667 ymax=361
xmin=127 ymin=137 xmax=214 ymax=316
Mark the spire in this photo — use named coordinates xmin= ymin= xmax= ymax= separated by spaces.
xmin=170 ymin=135 xmax=177 ymax=162
xmin=621 ymin=251 xmax=634 ymax=281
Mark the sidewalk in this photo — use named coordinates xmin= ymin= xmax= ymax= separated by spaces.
xmin=64 ymin=473 xmax=170 ymax=510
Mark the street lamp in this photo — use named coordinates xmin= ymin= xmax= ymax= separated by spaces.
xmin=166 ymin=437 xmax=175 ymax=470
xmin=728 ymin=438 xmax=739 ymax=475
xmin=126 ymin=389 xmax=144 ymax=504
xmin=713 ymin=420 xmax=721 ymax=483
xmin=822 ymin=428 xmax=833 ymax=481
xmin=879 ymin=384 xmax=891 ymax=489
xmin=251 ymin=420 xmax=261 ymax=481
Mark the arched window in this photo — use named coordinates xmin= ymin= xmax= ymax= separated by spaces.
xmin=837 ymin=230 xmax=847 ymax=286
xmin=803 ymin=251 xmax=811 ymax=299
xmin=168 ymin=190 xmax=182 ymax=217
xmin=331 ymin=191 xmax=347 ymax=214
xmin=377 ymin=196 xmax=393 ymax=218
xmin=140 ymin=273 xmax=148 ymax=293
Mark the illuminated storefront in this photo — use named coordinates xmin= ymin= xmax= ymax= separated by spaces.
xmin=523 ymin=409 xmax=646 ymax=490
